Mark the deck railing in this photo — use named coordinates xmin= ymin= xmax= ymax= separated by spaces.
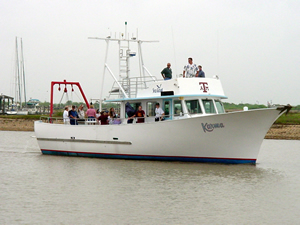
xmin=108 ymin=76 xmax=163 ymax=99
xmin=40 ymin=113 xmax=193 ymax=125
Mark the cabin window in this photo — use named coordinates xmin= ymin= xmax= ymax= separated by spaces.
xmin=164 ymin=100 xmax=170 ymax=119
xmin=185 ymin=100 xmax=202 ymax=114
xmin=147 ymin=102 xmax=157 ymax=117
xmin=174 ymin=100 xmax=182 ymax=116
xmin=202 ymin=99 xmax=216 ymax=113
xmin=125 ymin=102 xmax=141 ymax=118
xmin=215 ymin=100 xmax=225 ymax=114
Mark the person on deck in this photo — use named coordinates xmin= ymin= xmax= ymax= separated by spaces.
xmin=86 ymin=105 xmax=96 ymax=122
xmin=155 ymin=103 xmax=165 ymax=122
xmin=108 ymin=107 xmax=117 ymax=124
xmin=135 ymin=105 xmax=146 ymax=123
xmin=126 ymin=102 xmax=136 ymax=124
xmin=196 ymin=65 xmax=205 ymax=78
xmin=77 ymin=105 xmax=85 ymax=124
xmin=69 ymin=105 xmax=78 ymax=125
xmin=96 ymin=109 xmax=100 ymax=119
xmin=63 ymin=106 xmax=70 ymax=124
xmin=183 ymin=57 xmax=198 ymax=78
xmin=96 ymin=109 xmax=101 ymax=125
xmin=98 ymin=111 xmax=109 ymax=125
xmin=161 ymin=63 xmax=172 ymax=80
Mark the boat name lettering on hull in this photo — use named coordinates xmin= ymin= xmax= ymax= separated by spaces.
xmin=202 ymin=123 xmax=225 ymax=132
xmin=199 ymin=82 xmax=209 ymax=93
xmin=153 ymin=84 xmax=163 ymax=93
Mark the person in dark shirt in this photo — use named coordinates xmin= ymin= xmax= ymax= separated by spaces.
xmin=69 ymin=105 xmax=78 ymax=125
xmin=196 ymin=65 xmax=205 ymax=78
xmin=161 ymin=63 xmax=172 ymax=80
xmin=135 ymin=106 xmax=146 ymax=123
xmin=98 ymin=111 xmax=109 ymax=125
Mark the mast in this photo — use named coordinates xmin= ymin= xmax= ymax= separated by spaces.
xmin=20 ymin=38 xmax=27 ymax=107
xmin=88 ymin=22 xmax=159 ymax=102
xmin=15 ymin=37 xmax=22 ymax=108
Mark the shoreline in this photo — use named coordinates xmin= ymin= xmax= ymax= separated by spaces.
xmin=0 ymin=118 xmax=300 ymax=140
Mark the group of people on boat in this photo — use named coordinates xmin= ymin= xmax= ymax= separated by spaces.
xmin=161 ymin=57 xmax=205 ymax=80
xmin=126 ymin=102 xmax=165 ymax=124
xmin=63 ymin=105 xmax=120 ymax=125
xmin=63 ymin=102 xmax=166 ymax=125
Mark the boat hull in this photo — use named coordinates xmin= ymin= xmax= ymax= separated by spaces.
xmin=34 ymin=108 xmax=283 ymax=164
xmin=6 ymin=111 xmax=28 ymax=115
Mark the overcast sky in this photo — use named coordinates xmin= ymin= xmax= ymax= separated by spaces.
xmin=1 ymin=0 xmax=299 ymax=105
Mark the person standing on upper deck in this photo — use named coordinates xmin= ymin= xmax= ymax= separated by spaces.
xmin=183 ymin=57 xmax=199 ymax=78
xmin=196 ymin=65 xmax=205 ymax=78
xmin=161 ymin=63 xmax=172 ymax=80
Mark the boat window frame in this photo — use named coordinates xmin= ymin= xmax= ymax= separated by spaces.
xmin=214 ymin=100 xmax=225 ymax=114
xmin=173 ymin=100 xmax=183 ymax=116
xmin=124 ymin=102 xmax=141 ymax=118
xmin=202 ymin=99 xmax=216 ymax=114
xmin=146 ymin=101 xmax=158 ymax=117
xmin=163 ymin=99 xmax=172 ymax=120
xmin=185 ymin=99 xmax=203 ymax=115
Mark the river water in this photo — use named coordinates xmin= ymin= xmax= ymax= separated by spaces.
xmin=0 ymin=131 xmax=299 ymax=224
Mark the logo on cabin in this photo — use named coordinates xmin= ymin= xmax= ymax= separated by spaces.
xmin=201 ymin=123 xmax=224 ymax=133
xmin=199 ymin=82 xmax=209 ymax=93
xmin=153 ymin=84 xmax=163 ymax=93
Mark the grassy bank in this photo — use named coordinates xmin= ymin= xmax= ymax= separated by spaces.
xmin=0 ymin=115 xmax=41 ymax=120
xmin=274 ymin=112 xmax=300 ymax=125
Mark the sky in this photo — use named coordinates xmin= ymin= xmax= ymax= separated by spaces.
xmin=1 ymin=0 xmax=300 ymax=106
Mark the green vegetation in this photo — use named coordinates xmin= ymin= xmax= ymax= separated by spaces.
xmin=274 ymin=113 xmax=300 ymax=125
xmin=222 ymin=102 xmax=300 ymax=125
xmin=0 ymin=115 xmax=41 ymax=120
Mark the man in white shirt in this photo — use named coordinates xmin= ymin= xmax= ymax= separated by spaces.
xmin=155 ymin=103 xmax=165 ymax=122
xmin=63 ymin=106 xmax=70 ymax=124
xmin=183 ymin=57 xmax=199 ymax=78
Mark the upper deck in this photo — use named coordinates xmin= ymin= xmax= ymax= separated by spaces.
xmin=106 ymin=76 xmax=227 ymax=102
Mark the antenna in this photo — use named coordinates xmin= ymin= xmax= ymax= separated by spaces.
xmin=125 ymin=21 xmax=127 ymax=39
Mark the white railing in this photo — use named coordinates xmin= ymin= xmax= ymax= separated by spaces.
xmin=109 ymin=76 xmax=159 ymax=99
xmin=40 ymin=113 xmax=192 ymax=125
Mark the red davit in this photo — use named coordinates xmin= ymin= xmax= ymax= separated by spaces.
xmin=50 ymin=80 xmax=90 ymax=117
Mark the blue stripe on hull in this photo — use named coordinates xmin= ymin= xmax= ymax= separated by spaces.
xmin=41 ymin=150 xmax=256 ymax=164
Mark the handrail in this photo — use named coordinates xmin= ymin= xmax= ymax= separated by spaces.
xmin=108 ymin=75 xmax=158 ymax=99
xmin=39 ymin=112 xmax=193 ymax=125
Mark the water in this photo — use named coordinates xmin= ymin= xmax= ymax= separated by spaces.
xmin=0 ymin=131 xmax=299 ymax=224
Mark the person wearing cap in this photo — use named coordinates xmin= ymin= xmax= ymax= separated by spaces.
xmin=69 ymin=105 xmax=79 ymax=125
xmin=161 ymin=63 xmax=172 ymax=80
xmin=63 ymin=106 xmax=70 ymax=124
xmin=183 ymin=57 xmax=198 ymax=78
xmin=196 ymin=65 xmax=205 ymax=78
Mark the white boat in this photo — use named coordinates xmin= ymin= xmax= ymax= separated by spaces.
xmin=34 ymin=26 xmax=291 ymax=164
xmin=6 ymin=104 xmax=29 ymax=115
xmin=27 ymin=99 xmax=40 ymax=115
xmin=6 ymin=111 xmax=17 ymax=115
xmin=6 ymin=110 xmax=29 ymax=115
